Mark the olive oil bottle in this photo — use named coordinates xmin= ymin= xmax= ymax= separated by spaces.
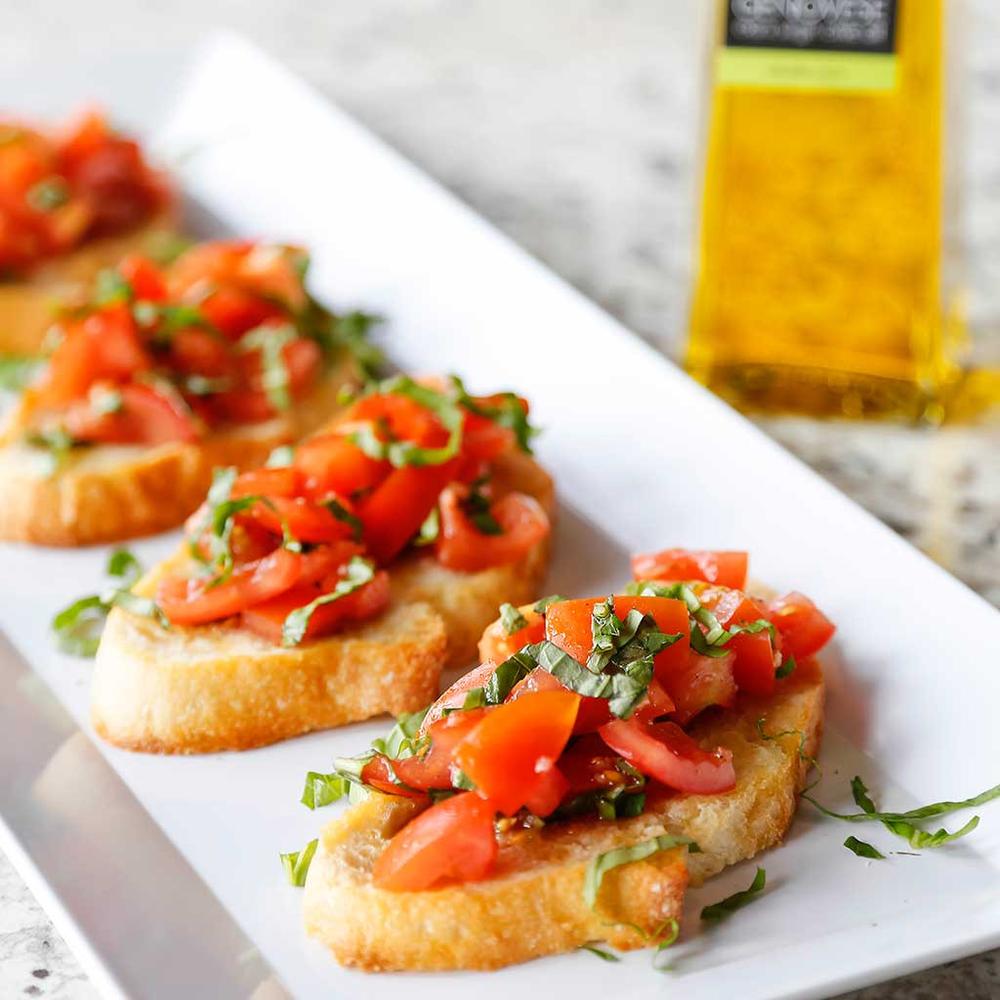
xmin=687 ymin=0 xmax=964 ymax=420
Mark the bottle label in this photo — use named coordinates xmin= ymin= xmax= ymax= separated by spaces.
xmin=717 ymin=0 xmax=899 ymax=92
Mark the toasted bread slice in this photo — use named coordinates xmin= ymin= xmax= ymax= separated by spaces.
xmin=302 ymin=658 xmax=823 ymax=971
xmin=90 ymin=450 xmax=554 ymax=753
xmin=0 ymin=352 xmax=357 ymax=546
xmin=0 ymin=213 xmax=177 ymax=356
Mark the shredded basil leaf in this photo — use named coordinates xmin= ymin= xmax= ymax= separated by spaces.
xmin=462 ymin=476 xmax=502 ymax=535
xmin=93 ymin=268 xmax=134 ymax=306
xmin=280 ymin=839 xmax=318 ymax=887
xmin=700 ymin=867 xmax=766 ymax=922
xmin=461 ymin=687 xmax=487 ymax=710
xmin=449 ymin=375 xmax=537 ymax=454
xmin=580 ymin=944 xmax=620 ymax=962
xmin=533 ymin=594 xmax=565 ymax=614
xmin=241 ymin=322 xmax=297 ymax=412
xmin=371 ymin=707 xmax=429 ymax=760
xmin=584 ymin=835 xmax=700 ymax=909
xmin=755 ymin=718 xmax=819 ymax=772
xmin=266 ymin=444 xmax=295 ymax=468
xmin=775 ymin=654 xmax=797 ymax=679
xmin=844 ymin=836 xmax=885 ymax=859
xmin=483 ymin=647 xmax=538 ymax=703
xmin=499 ymin=602 xmax=529 ymax=635
xmin=89 ymin=385 xmax=123 ymax=415
xmin=301 ymin=770 xmax=351 ymax=810
xmin=281 ymin=557 xmax=376 ymax=646
xmin=329 ymin=310 xmax=383 ymax=380
xmin=414 ymin=505 xmax=440 ymax=546
xmin=0 ymin=353 xmax=43 ymax=391
xmin=27 ymin=177 xmax=69 ymax=212
xmin=322 ymin=497 xmax=364 ymax=541
xmin=24 ymin=426 xmax=77 ymax=476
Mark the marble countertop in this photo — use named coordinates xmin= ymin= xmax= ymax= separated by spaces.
xmin=1 ymin=1 xmax=997 ymax=997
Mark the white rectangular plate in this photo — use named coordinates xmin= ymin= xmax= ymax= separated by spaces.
xmin=2 ymin=33 xmax=999 ymax=1000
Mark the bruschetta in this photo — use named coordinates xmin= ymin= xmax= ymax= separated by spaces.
xmin=0 ymin=110 xmax=176 ymax=355
xmin=90 ymin=375 xmax=554 ymax=752
xmin=299 ymin=551 xmax=834 ymax=971
xmin=0 ymin=240 xmax=370 ymax=545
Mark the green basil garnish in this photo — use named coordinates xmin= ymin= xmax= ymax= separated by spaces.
xmin=280 ymin=839 xmax=318 ymax=887
xmin=533 ymin=594 xmax=565 ymax=614
xmin=240 ymin=322 xmax=297 ymax=412
xmin=580 ymin=945 xmax=621 ymax=962
xmin=499 ymin=602 xmax=529 ymax=635
xmin=701 ymin=867 xmax=766 ymax=922
xmin=281 ymin=556 xmax=376 ymax=646
xmin=844 ymin=836 xmax=885 ymax=860
xmin=584 ymin=835 xmax=700 ymax=909
xmin=413 ymin=506 xmax=440 ymax=547
xmin=322 ymin=497 xmax=364 ymax=541
xmin=0 ymin=353 xmax=43 ymax=391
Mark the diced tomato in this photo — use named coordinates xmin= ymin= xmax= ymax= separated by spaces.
xmin=435 ymin=486 xmax=549 ymax=573
xmin=454 ymin=690 xmax=580 ymax=815
xmin=391 ymin=709 xmax=490 ymax=791
xmin=631 ymin=549 xmax=749 ymax=590
xmin=421 ymin=661 xmax=500 ymax=732
xmin=240 ymin=495 xmax=357 ymax=545
xmin=158 ymin=547 xmax=303 ymax=625
xmin=477 ymin=606 xmax=545 ymax=664
xmin=767 ymin=592 xmax=836 ymax=659
xmin=662 ymin=649 xmax=737 ymax=726
xmin=199 ymin=287 xmax=284 ymax=340
xmin=231 ymin=466 xmax=300 ymax=500
xmin=359 ymin=460 xmax=460 ymax=565
xmin=117 ymin=255 xmax=167 ymax=302
xmin=169 ymin=329 xmax=232 ymax=379
xmin=558 ymin=734 xmax=634 ymax=796
xmin=507 ymin=667 xmax=612 ymax=734
xmin=239 ymin=565 xmax=389 ymax=643
xmin=371 ymin=792 xmax=498 ymax=892
xmin=523 ymin=761 xmax=569 ymax=818
xmin=599 ymin=718 xmax=736 ymax=795
xmin=544 ymin=595 xmax=689 ymax=677
xmin=634 ymin=677 xmax=676 ymax=724
xmin=294 ymin=433 xmax=389 ymax=499
xmin=64 ymin=382 xmax=199 ymax=445
xmin=699 ymin=586 xmax=776 ymax=696
xmin=359 ymin=755 xmax=428 ymax=801
xmin=351 ymin=392 xmax=451 ymax=450
xmin=461 ymin=410 xmax=515 ymax=463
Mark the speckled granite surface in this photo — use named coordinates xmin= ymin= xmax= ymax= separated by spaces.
xmin=1 ymin=1 xmax=997 ymax=997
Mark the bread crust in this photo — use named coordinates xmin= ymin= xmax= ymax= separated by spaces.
xmin=0 ymin=212 xmax=177 ymax=355
xmin=0 ymin=353 xmax=357 ymax=546
xmin=302 ymin=658 xmax=824 ymax=971
xmin=90 ymin=450 xmax=555 ymax=753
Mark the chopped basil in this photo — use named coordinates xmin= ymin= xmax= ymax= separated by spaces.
xmin=700 ymin=867 xmax=766 ymax=922
xmin=461 ymin=687 xmax=487 ymax=710
xmin=462 ymin=476 xmax=502 ymax=536
xmin=26 ymin=177 xmax=70 ymax=212
xmin=413 ymin=506 xmax=440 ymax=546
xmin=0 ymin=353 xmax=43 ymax=391
xmin=143 ymin=231 xmax=194 ymax=266
xmin=240 ymin=322 xmax=297 ymax=412
xmin=328 ymin=310 xmax=383 ymax=380
xmin=803 ymin=776 xmax=1000 ymax=850
xmin=775 ymin=654 xmax=797 ymax=679
xmin=322 ymin=497 xmax=364 ymax=541
xmin=93 ymin=268 xmax=134 ymax=306
xmin=24 ymin=426 xmax=77 ymax=476
xmin=580 ymin=945 xmax=620 ymax=962
xmin=265 ymin=445 xmax=295 ymax=468
xmin=89 ymin=384 xmax=123 ymax=415
xmin=754 ymin=718 xmax=819 ymax=772
xmin=300 ymin=770 xmax=350 ymax=809
xmin=280 ymin=839 xmax=318 ymax=887
xmin=651 ymin=917 xmax=681 ymax=971
xmin=449 ymin=375 xmax=537 ymax=454
xmin=499 ymin=602 xmax=529 ymax=635
xmin=181 ymin=374 xmax=234 ymax=396
xmin=482 ymin=647 xmax=537 ymax=703
xmin=584 ymin=835 xmax=700 ymax=909
xmin=51 ymin=548 xmax=162 ymax=656
xmin=371 ymin=707 xmax=429 ymax=760
xmin=533 ymin=594 xmax=565 ymax=614
xmin=844 ymin=836 xmax=885 ymax=860
xmin=281 ymin=556 xmax=376 ymax=646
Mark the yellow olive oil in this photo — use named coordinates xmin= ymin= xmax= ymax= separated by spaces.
xmin=687 ymin=0 xmax=963 ymax=420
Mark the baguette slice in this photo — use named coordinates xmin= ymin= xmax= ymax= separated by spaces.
xmin=91 ymin=451 xmax=554 ymax=753
xmin=302 ymin=657 xmax=824 ymax=971
xmin=0 ymin=351 xmax=357 ymax=546
xmin=0 ymin=213 xmax=177 ymax=356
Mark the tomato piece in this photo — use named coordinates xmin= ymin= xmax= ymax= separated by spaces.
xmin=231 ymin=466 xmax=300 ymax=500
xmin=158 ymin=548 xmax=303 ymax=626
xmin=558 ymin=734 xmax=634 ymax=795
xmin=239 ymin=566 xmax=389 ymax=643
xmin=371 ymin=792 xmax=498 ymax=892
xmin=631 ymin=549 xmax=749 ymax=590
xmin=421 ymin=661 xmax=500 ymax=732
xmin=200 ymin=287 xmax=283 ymax=340
xmin=359 ymin=460 xmax=460 ymax=565
xmin=507 ymin=667 xmax=612 ymax=734
xmin=360 ymin=755 xmax=428 ymax=800
xmin=523 ymin=761 xmax=569 ymax=818
xmin=64 ymin=382 xmax=199 ymax=445
xmin=170 ymin=329 xmax=233 ymax=379
xmin=599 ymin=718 xmax=736 ymax=794
xmin=454 ymin=690 xmax=580 ymax=815
xmin=294 ymin=433 xmax=389 ymax=499
xmin=117 ymin=255 xmax=167 ymax=302
xmin=242 ymin=495 xmax=357 ymax=544
xmin=768 ymin=592 xmax=836 ymax=659
xmin=436 ymin=487 xmax=549 ymax=573
xmin=661 ymin=649 xmax=737 ymax=726
xmin=477 ymin=606 xmax=545 ymax=664
xmin=461 ymin=410 xmax=516 ymax=463
xmin=392 ymin=709 xmax=491 ymax=791
xmin=634 ymin=676 xmax=676 ymax=724
xmin=699 ymin=586 xmax=776 ymax=696
xmin=543 ymin=597 xmax=598 ymax=663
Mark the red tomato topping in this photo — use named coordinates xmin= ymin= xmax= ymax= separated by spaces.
xmin=371 ymin=792 xmax=498 ymax=891
xmin=421 ymin=661 xmax=501 ymax=732
xmin=522 ymin=761 xmax=570 ymax=818
xmin=662 ymin=649 xmax=738 ymax=726
xmin=768 ymin=592 xmax=836 ymax=659
xmin=477 ymin=606 xmax=545 ymax=664
xmin=294 ymin=433 xmax=389 ymax=499
xmin=631 ymin=549 xmax=749 ymax=590
xmin=359 ymin=756 xmax=428 ymax=801
xmin=392 ymin=709 xmax=491 ymax=791
xmin=699 ymin=586 xmax=777 ymax=697
xmin=507 ymin=667 xmax=612 ymax=735
xmin=435 ymin=486 xmax=549 ymax=573
xmin=599 ymin=718 xmax=736 ymax=795
xmin=454 ymin=690 xmax=580 ymax=816
xmin=63 ymin=382 xmax=199 ymax=446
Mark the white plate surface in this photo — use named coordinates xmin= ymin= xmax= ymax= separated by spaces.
xmin=1 ymin=33 xmax=999 ymax=1000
